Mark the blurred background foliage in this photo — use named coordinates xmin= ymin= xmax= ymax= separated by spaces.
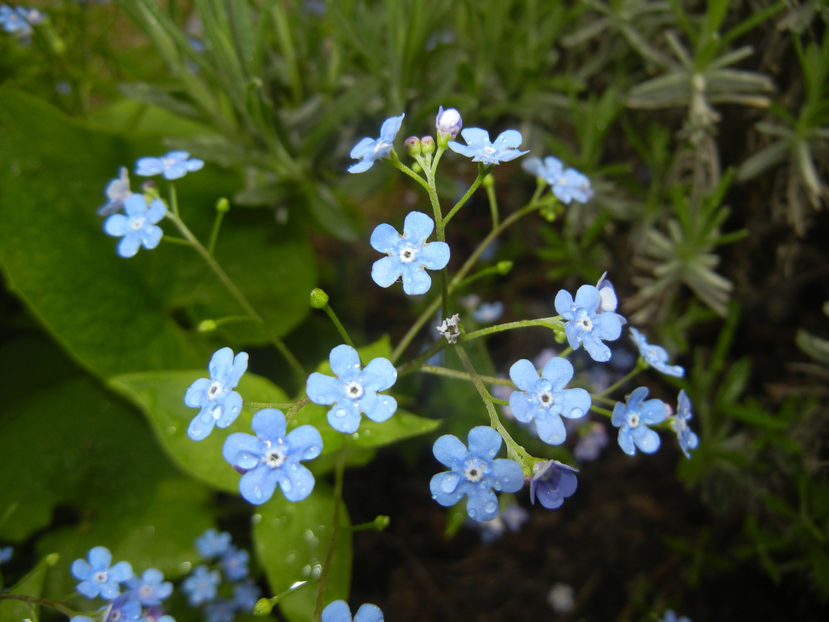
xmin=1 ymin=0 xmax=828 ymax=620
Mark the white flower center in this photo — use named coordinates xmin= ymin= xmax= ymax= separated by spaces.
xmin=626 ymin=413 xmax=640 ymax=428
xmin=93 ymin=571 xmax=108 ymax=583
xmin=264 ymin=440 xmax=288 ymax=469
xmin=130 ymin=217 xmax=146 ymax=231
xmin=463 ymin=457 xmax=486 ymax=482
xmin=398 ymin=244 xmax=418 ymax=263
xmin=373 ymin=140 xmax=390 ymax=153
xmin=538 ymin=391 xmax=554 ymax=407
xmin=483 ymin=146 xmax=496 ymax=155
xmin=344 ymin=381 xmax=364 ymax=399
xmin=576 ymin=315 xmax=593 ymax=331
xmin=207 ymin=381 xmax=224 ymax=399
xmin=139 ymin=585 xmax=154 ymax=599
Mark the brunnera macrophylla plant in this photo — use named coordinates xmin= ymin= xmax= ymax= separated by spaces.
xmin=44 ymin=107 xmax=696 ymax=622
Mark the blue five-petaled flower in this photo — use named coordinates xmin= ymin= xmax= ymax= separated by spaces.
xmin=629 ymin=327 xmax=685 ymax=377
xmin=185 ymin=347 xmax=249 ymax=441
xmin=103 ymin=193 xmax=166 ymax=258
xmin=306 ymin=344 xmax=398 ymax=434
xmin=430 ymin=426 xmax=524 ymax=522
xmin=348 ymin=113 xmax=405 ymax=173
xmin=322 ymin=599 xmax=384 ymax=622
xmin=611 ymin=386 xmax=667 ymax=456
xmin=530 ymin=460 xmax=579 ymax=510
xmin=448 ymin=127 xmax=528 ymax=165
xmin=222 ymin=408 xmax=322 ymax=505
xmin=555 ymin=284 xmax=625 ymax=362
xmin=522 ymin=156 xmax=594 ymax=204
xmin=135 ymin=150 xmax=204 ymax=180
xmin=181 ymin=565 xmax=221 ymax=606
xmin=70 ymin=546 xmax=133 ymax=600
xmin=126 ymin=568 xmax=172 ymax=606
xmin=672 ymin=389 xmax=698 ymax=458
xmin=370 ymin=211 xmax=450 ymax=295
xmin=508 ymin=357 xmax=591 ymax=445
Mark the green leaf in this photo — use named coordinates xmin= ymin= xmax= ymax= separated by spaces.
xmin=253 ymin=484 xmax=351 ymax=622
xmin=0 ymin=552 xmax=59 ymax=622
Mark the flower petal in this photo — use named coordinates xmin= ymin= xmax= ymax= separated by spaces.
xmin=286 ymin=425 xmax=323 ymax=460
xmin=541 ymin=357 xmax=574 ymax=389
xmin=379 ymin=113 xmax=405 ymax=142
xmin=280 ymin=463 xmax=315 ymax=502
xmin=534 ymin=412 xmax=567 ymax=445
xmin=554 ymin=289 xmax=574 ymax=317
xmin=458 ymin=127 xmax=490 ymax=147
xmin=117 ymin=233 xmax=141 ymax=258
xmin=322 ymin=600 xmax=352 ymax=622
xmin=371 ymin=256 xmax=402 ymax=288
xmin=327 ymin=400 xmax=362 ymax=433
xmin=369 ymin=222 xmax=401 ymax=253
xmin=419 ymin=241 xmax=450 ymax=270
xmin=362 ymin=357 xmax=397 ymax=391
xmin=559 ymin=387 xmax=591 ymax=419
xmin=251 ymin=409 xmax=287 ymax=440
xmin=222 ymin=432 xmax=262 ymax=470
xmin=329 ymin=344 xmax=361 ymax=378
xmin=209 ymin=347 xmax=234 ymax=381
xmin=104 ymin=213 xmax=129 ymax=236
xmin=215 ymin=391 xmax=243 ymax=428
xmin=633 ymin=426 xmax=661 ymax=453
xmin=354 ymin=603 xmax=384 ymax=622
xmin=467 ymin=426 xmax=501 ymax=458
xmin=402 ymin=211 xmax=434 ymax=242
xmin=363 ymin=394 xmax=396 ymax=423
xmin=187 ymin=410 xmax=216 ymax=441
xmin=401 ymin=266 xmax=432 ymax=295
xmin=239 ymin=466 xmax=278 ymax=505
xmin=306 ymin=372 xmax=342 ymax=406
xmin=432 ymin=434 xmax=467 ymax=468
xmin=490 ymin=458 xmax=524 ymax=493
xmin=573 ymin=284 xmax=601 ymax=312
xmin=493 ymin=129 xmax=523 ymax=149
xmin=509 ymin=359 xmax=538 ymax=390
xmin=466 ymin=487 xmax=499 ymax=522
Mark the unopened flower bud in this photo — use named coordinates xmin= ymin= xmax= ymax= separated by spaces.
xmin=404 ymin=136 xmax=422 ymax=156
xmin=253 ymin=598 xmax=274 ymax=615
xmin=420 ymin=135 xmax=435 ymax=155
xmin=436 ymin=106 xmax=462 ymax=140
xmin=496 ymin=260 xmax=513 ymax=275
xmin=310 ymin=288 xmax=329 ymax=309
xmin=215 ymin=197 xmax=230 ymax=213
xmin=197 ymin=319 xmax=218 ymax=332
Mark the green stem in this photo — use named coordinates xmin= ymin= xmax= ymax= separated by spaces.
xmin=486 ymin=179 xmax=499 ymax=229
xmin=322 ymin=303 xmax=354 ymax=349
xmin=419 ymin=364 xmax=514 ymax=386
xmin=420 ymin=149 xmax=449 ymax=315
xmin=0 ymin=594 xmax=75 ymax=617
xmin=388 ymin=157 xmax=430 ymax=192
xmin=244 ymin=400 xmax=295 ymax=410
xmin=313 ymin=442 xmax=348 ymax=621
xmin=597 ymin=363 xmax=644 ymax=398
xmin=443 ymin=165 xmax=490 ymax=227
xmin=207 ymin=206 xmax=227 ymax=257
xmin=462 ymin=316 xmax=563 ymax=342
xmin=591 ymin=405 xmax=613 ymax=418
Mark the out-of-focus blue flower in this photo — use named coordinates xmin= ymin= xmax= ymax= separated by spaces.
xmin=0 ymin=546 xmax=12 ymax=563
xmin=103 ymin=594 xmax=142 ymax=621
xmin=0 ymin=6 xmax=42 ymax=38
xmin=71 ymin=546 xmax=133 ymax=600
xmin=475 ymin=501 xmax=528 ymax=543
xmin=430 ymin=426 xmax=524 ymax=522
xmin=508 ymin=358 xmax=591 ymax=445
xmin=629 ymin=327 xmax=684 ymax=377
xmin=306 ymin=344 xmax=397 ymax=434
xmin=348 ymin=113 xmax=404 ymax=173
xmin=472 ymin=301 xmax=504 ymax=324
xmin=611 ymin=386 xmax=667 ymax=456
xmin=661 ymin=610 xmax=692 ymax=622
xmin=98 ymin=167 xmax=132 ymax=217
xmin=448 ymin=127 xmax=528 ymax=165
xmin=127 ymin=568 xmax=172 ymax=606
xmin=370 ymin=211 xmax=450 ymax=296
xmin=220 ymin=546 xmax=249 ymax=581
xmin=522 ymin=156 xmax=593 ymax=204
xmin=184 ymin=347 xmax=248 ymax=441
xmin=232 ymin=579 xmax=260 ymax=611
xmin=321 ymin=600 xmax=384 ymax=622
xmin=554 ymin=284 xmax=625 ymax=362
xmin=135 ymin=151 xmax=204 ymax=180
xmin=103 ymin=193 xmax=166 ymax=258
xmin=195 ymin=529 xmax=232 ymax=559
xmin=140 ymin=607 xmax=175 ymax=622
xmin=222 ymin=409 xmax=322 ymax=504
xmin=205 ymin=599 xmax=237 ymax=622
xmin=672 ymin=390 xmax=698 ymax=458
xmin=435 ymin=106 xmax=462 ymax=140
xmin=573 ymin=422 xmax=609 ymax=462
xmin=181 ymin=565 xmax=220 ymax=606
xmin=530 ymin=460 xmax=578 ymax=509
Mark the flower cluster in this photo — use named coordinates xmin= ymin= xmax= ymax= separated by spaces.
xmin=0 ymin=5 xmax=42 ymax=38
xmin=136 ymin=151 xmax=204 ymax=180
xmin=321 ymin=600 xmax=384 ymax=622
xmin=523 ymin=156 xmax=593 ymax=204
xmin=555 ymin=284 xmax=626 ymax=362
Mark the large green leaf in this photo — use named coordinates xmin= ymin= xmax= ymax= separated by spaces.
xmin=253 ymin=484 xmax=351 ymax=622
xmin=0 ymin=553 xmax=59 ymax=622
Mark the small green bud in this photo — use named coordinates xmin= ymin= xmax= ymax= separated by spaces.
xmin=404 ymin=136 xmax=422 ymax=156
xmin=482 ymin=172 xmax=495 ymax=188
xmin=197 ymin=319 xmax=218 ymax=333
xmin=253 ymin=598 xmax=274 ymax=616
xmin=412 ymin=161 xmax=423 ymax=173
xmin=216 ymin=197 xmax=230 ymax=213
xmin=373 ymin=515 xmax=391 ymax=531
xmin=310 ymin=288 xmax=329 ymax=309
xmin=420 ymin=135 xmax=435 ymax=155
xmin=496 ymin=260 xmax=513 ymax=275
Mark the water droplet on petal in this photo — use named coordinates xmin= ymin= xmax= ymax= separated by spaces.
xmin=303 ymin=447 xmax=317 ymax=459
xmin=281 ymin=479 xmax=293 ymax=493
xmin=334 ymin=408 xmax=346 ymax=418
xmin=441 ymin=473 xmax=459 ymax=493
xmin=351 ymin=432 xmax=359 ymax=440
xmin=484 ymin=501 xmax=497 ymax=514
xmin=570 ymin=408 xmax=583 ymax=418
xmin=251 ymin=513 xmax=262 ymax=525
xmin=468 ymin=508 xmax=477 ymax=519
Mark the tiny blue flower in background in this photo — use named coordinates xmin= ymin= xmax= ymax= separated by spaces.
xmin=306 ymin=344 xmax=397 ymax=434
xmin=222 ymin=408 xmax=322 ymax=504
xmin=672 ymin=389 xmax=699 ymax=458
xmin=475 ymin=501 xmax=528 ymax=543
xmin=530 ymin=460 xmax=578 ymax=509
xmin=195 ymin=528 xmax=232 ymax=558
xmin=98 ymin=167 xmax=132 ymax=217
xmin=71 ymin=546 xmax=133 ymax=600
xmin=103 ymin=594 xmax=142 ymax=621
xmin=127 ymin=568 xmax=172 ymax=606
xmin=629 ymin=327 xmax=684 ymax=377
xmin=370 ymin=211 xmax=450 ymax=296
xmin=573 ymin=422 xmax=609 ymax=462
xmin=555 ymin=283 xmax=625 ymax=362
xmin=140 ymin=607 xmax=175 ymax=622
xmin=135 ymin=151 xmax=204 ymax=180
xmin=220 ymin=546 xmax=249 ymax=581
xmin=321 ymin=600 xmax=384 ymax=622
xmin=430 ymin=426 xmax=524 ymax=522
xmin=508 ymin=357 xmax=591 ymax=445
xmin=0 ymin=545 xmax=11 ymax=563
xmin=205 ymin=599 xmax=237 ymax=622
xmin=661 ymin=609 xmax=692 ymax=622
xmin=522 ymin=156 xmax=593 ymax=204
xmin=435 ymin=106 xmax=462 ymax=139
xmin=181 ymin=565 xmax=221 ymax=606
xmin=347 ymin=113 xmax=405 ymax=173
xmin=103 ymin=193 xmax=166 ymax=258
xmin=472 ymin=301 xmax=504 ymax=324
xmin=611 ymin=386 xmax=667 ymax=456
xmin=0 ymin=5 xmax=42 ymax=38
xmin=184 ymin=347 xmax=248 ymax=441
xmin=448 ymin=127 xmax=528 ymax=165
xmin=232 ymin=579 xmax=261 ymax=611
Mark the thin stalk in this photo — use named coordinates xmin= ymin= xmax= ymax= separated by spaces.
xmin=313 ymin=443 xmax=348 ymax=621
xmin=388 ymin=157 xmax=430 ymax=192
xmin=322 ymin=303 xmax=354 ymax=348
xmin=597 ymin=363 xmax=644 ymax=398
xmin=207 ymin=207 xmax=226 ymax=257
xmin=462 ymin=316 xmax=562 ymax=342
xmin=591 ymin=405 xmax=613 ymax=418
xmin=419 ymin=149 xmax=449 ymax=315
xmin=486 ymin=180 xmax=499 ymax=229
xmin=419 ymin=364 xmax=514 ymax=386
xmin=0 ymin=594 xmax=75 ymax=617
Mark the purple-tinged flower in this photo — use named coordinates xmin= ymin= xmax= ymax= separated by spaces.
xmin=321 ymin=600 xmax=384 ymax=622
xmin=127 ymin=568 xmax=172 ymax=606
xmin=102 ymin=594 xmax=142 ymax=622
xmin=181 ymin=565 xmax=220 ymax=606
xmin=220 ymin=546 xmax=249 ymax=581
xmin=232 ymin=579 xmax=260 ymax=611
xmin=140 ymin=607 xmax=175 ymax=622
xmin=611 ymin=386 xmax=666 ymax=456
xmin=103 ymin=193 xmax=166 ymax=258
xmin=135 ymin=151 xmax=204 ymax=180
xmin=436 ymin=106 xmax=462 ymax=140
xmin=430 ymin=426 xmax=524 ymax=522
xmin=98 ymin=167 xmax=132 ymax=217
xmin=448 ymin=127 xmax=528 ymax=165
xmin=195 ymin=528 xmax=232 ymax=559
xmin=348 ymin=113 xmax=405 ymax=173
xmin=522 ymin=156 xmax=593 ymax=204
xmin=530 ymin=460 xmax=578 ymax=509
xmin=554 ymin=284 xmax=625 ymax=362
xmin=508 ymin=358 xmax=591 ymax=445
xmin=71 ymin=546 xmax=133 ymax=600
xmin=184 ymin=347 xmax=248 ymax=441
xmin=222 ymin=409 xmax=322 ymax=504
xmin=306 ymin=344 xmax=397 ymax=434
xmin=370 ymin=211 xmax=450 ymax=295
xmin=596 ymin=272 xmax=620 ymax=313
xmin=573 ymin=422 xmax=609 ymax=462
xmin=472 ymin=301 xmax=504 ymax=324
xmin=671 ymin=390 xmax=698 ymax=458
xmin=629 ymin=327 xmax=684 ymax=377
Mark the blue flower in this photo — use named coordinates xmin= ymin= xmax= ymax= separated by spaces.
xmin=184 ymin=347 xmax=248 ymax=441
xmin=472 ymin=301 xmax=504 ymax=324
xmin=306 ymin=344 xmax=397 ymax=433
xmin=103 ymin=193 xmax=166 ymax=258
xmin=195 ymin=528 xmax=232 ymax=559
xmin=222 ymin=408 xmax=322 ymax=504
xmin=205 ymin=599 xmax=237 ymax=622
xmin=321 ymin=600 xmax=384 ymax=622
xmin=135 ymin=151 xmax=204 ymax=180
xmin=370 ymin=211 xmax=450 ymax=295
xmin=181 ymin=565 xmax=221 ymax=606
xmin=104 ymin=595 xmax=142 ymax=621
xmin=554 ymin=284 xmax=625 ymax=362
xmin=475 ymin=502 xmax=528 ymax=543
xmin=348 ymin=113 xmax=405 ymax=173
xmin=140 ymin=607 xmax=175 ymax=622
xmin=98 ymin=167 xmax=132 ymax=217
xmin=220 ymin=546 xmax=249 ymax=581
xmin=611 ymin=386 xmax=667 ymax=456
xmin=0 ymin=546 xmax=12 ymax=563
xmin=448 ymin=127 xmax=528 ymax=165
xmin=522 ymin=156 xmax=593 ymax=204
xmin=0 ymin=6 xmax=41 ymax=38
xmin=573 ymin=422 xmax=609 ymax=462
xmin=530 ymin=460 xmax=578 ymax=509
xmin=430 ymin=426 xmax=524 ymax=522
xmin=232 ymin=579 xmax=260 ymax=611
xmin=672 ymin=390 xmax=698 ymax=458
xmin=661 ymin=610 xmax=692 ymax=622
xmin=71 ymin=546 xmax=133 ymax=600
xmin=629 ymin=327 xmax=684 ymax=377
xmin=508 ymin=357 xmax=591 ymax=445
xmin=127 ymin=568 xmax=172 ymax=606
